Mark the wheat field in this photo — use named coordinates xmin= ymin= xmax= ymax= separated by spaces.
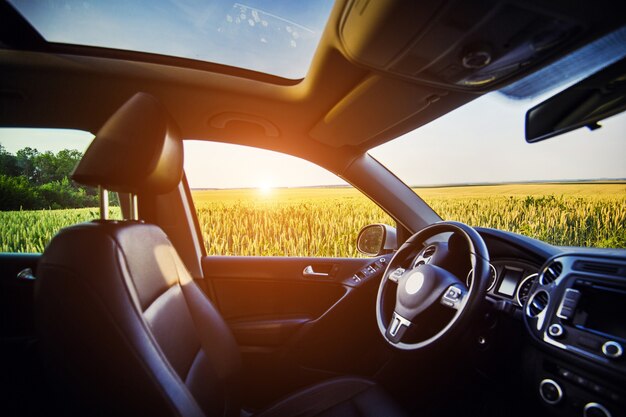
xmin=1 ymin=183 xmax=624 ymax=255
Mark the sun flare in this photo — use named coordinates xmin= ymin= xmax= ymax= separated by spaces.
xmin=257 ymin=183 xmax=274 ymax=195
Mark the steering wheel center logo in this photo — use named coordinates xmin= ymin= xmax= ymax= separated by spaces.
xmin=405 ymin=271 xmax=425 ymax=295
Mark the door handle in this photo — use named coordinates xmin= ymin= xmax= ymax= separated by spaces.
xmin=303 ymin=265 xmax=331 ymax=278
xmin=17 ymin=268 xmax=36 ymax=281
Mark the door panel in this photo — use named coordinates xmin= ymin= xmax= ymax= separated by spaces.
xmin=201 ymin=255 xmax=394 ymax=407
xmin=0 ymin=253 xmax=45 ymax=417
xmin=1 ymin=253 xmax=40 ymax=339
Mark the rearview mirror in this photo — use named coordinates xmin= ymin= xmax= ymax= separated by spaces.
xmin=357 ymin=224 xmax=397 ymax=256
xmin=525 ymin=57 xmax=626 ymax=143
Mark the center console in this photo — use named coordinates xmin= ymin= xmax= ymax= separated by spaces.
xmin=524 ymin=254 xmax=626 ymax=417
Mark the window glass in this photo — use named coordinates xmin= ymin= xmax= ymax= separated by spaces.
xmin=9 ymin=0 xmax=335 ymax=79
xmin=0 ymin=128 xmax=121 ymax=253
xmin=370 ymin=93 xmax=626 ymax=248
xmin=184 ymin=140 xmax=394 ymax=257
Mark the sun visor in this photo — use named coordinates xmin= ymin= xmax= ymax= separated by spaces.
xmin=310 ymin=75 xmax=447 ymax=147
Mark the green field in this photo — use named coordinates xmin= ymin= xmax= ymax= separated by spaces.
xmin=1 ymin=183 xmax=624 ymax=255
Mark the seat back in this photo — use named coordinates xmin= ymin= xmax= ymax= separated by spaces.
xmin=36 ymin=93 xmax=241 ymax=417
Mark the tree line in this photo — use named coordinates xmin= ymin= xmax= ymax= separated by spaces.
xmin=0 ymin=144 xmax=101 ymax=210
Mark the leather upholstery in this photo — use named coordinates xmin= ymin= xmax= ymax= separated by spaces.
xmin=72 ymin=92 xmax=183 ymax=194
xmin=36 ymin=222 xmax=407 ymax=417
xmin=255 ymin=377 xmax=407 ymax=417
xmin=36 ymin=222 xmax=241 ymax=417
xmin=36 ymin=92 xmax=407 ymax=417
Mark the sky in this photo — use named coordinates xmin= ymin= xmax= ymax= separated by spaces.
xmin=370 ymin=93 xmax=626 ymax=186
xmin=8 ymin=0 xmax=335 ymax=79
xmin=2 ymin=0 xmax=625 ymax=189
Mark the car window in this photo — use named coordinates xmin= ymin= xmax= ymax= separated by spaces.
xmin=370 ymin=91 xmax=626 ymax=248
xmin=0 ymin=128 xmax=121 ymax=253
xmin=184 ymin=140 xmax=394 ymax=257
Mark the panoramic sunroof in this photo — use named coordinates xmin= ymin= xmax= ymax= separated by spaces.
xmin=8 ymin=0 xmax=335 ymax=79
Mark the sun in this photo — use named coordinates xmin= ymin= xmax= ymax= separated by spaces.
xmin=257 ymin=182 xmax=274 ymax=195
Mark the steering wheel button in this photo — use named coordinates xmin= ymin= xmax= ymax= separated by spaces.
xmin=446 ymin=289 xmax=459 ymax=299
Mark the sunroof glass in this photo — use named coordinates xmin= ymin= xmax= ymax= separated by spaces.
xmin=8 ymin=0 xmax=335 ymax=79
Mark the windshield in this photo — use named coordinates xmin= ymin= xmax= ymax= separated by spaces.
xmin=8 ymin=0 xmax=334 ymax=79
xmin=369 ymin=84 xmax=626 ymax=248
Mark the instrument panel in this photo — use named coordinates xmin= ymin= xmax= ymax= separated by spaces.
xmin=467 ymin=259 xmax=539 ymax=307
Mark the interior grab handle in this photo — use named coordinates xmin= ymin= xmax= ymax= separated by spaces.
xmin=303 ymin=266 xmax=330 ymax=278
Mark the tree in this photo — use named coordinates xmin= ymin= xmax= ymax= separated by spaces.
xmin=16 ymin=147 xmax=40 ymax=183
xmin=54 ymin=149 xmax=83 ymax=179
xmin=0 ymin=144 xmax=19 ymax=176
xmin=34 ymin=151 xmax=58 ymax=184
xmin=1 ymin=146 xmax=109 ymax=210
xmin=0 ymin=174 xmax=40 ymax=210
xmin=38 ymin=177 xmax=98 ymax=209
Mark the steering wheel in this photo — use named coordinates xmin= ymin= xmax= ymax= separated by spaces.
xmin=376 ymin=221 xmax=490 ymax=350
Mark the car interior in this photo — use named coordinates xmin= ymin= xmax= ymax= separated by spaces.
xmin=1 ymin=1 xmax=625 ymax=417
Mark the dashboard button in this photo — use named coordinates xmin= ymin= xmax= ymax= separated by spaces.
xmin=539 ymin=379 xmax=563 ymax=405
xmin=590 ymin=383 xmax=604 ymax=394
xmin=584 ymin=402 xmax=612 ymax=417
xmin=574 ymin=375 xmax=589 ymax=387
xmin=556 ymin=289 xmax=581 ymax=320
xmin=548 ymin=324 xmax=564 ymax=337
xmin=557 ymin=368 xmax=574 ymax=380
xmin=601 ymin=341 xmax=623 ymax=359
xmin=557 ymin=306 xmax=574 ymax=319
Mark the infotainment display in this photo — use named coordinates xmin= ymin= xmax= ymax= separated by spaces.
xmin=497 ymin=267 xmax=523 ymax=297
xmin=573 ymin=285 xmax=626 ymax=340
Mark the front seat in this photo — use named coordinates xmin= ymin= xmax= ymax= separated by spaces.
xmin=35 ymin=93 xmax=407 ymax=417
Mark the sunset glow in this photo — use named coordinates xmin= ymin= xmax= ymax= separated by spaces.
xmin=258 ymin=182 xmax=274 ymax=195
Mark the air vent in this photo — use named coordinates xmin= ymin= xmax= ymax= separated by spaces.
xmin=423 ymin=245 xmax=436 ymax=258
xmin=540 ymin=261 xmax=562 ymax=285
xmin=573 ymin=261 xmax=621 ymax=276
xmin=526 ymin=290 xmax=550 ymax=318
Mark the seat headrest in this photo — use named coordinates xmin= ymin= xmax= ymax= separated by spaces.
xmin=72 ymin=93 xmax=183 ymax=195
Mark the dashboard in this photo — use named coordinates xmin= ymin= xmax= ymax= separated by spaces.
xmin=523 ymin=253 xmax=626 ymax=417
xmin=364 ymin=226 xmax=625 ymax=417
xmin=473 ymin=228 xmax=626 ymax=417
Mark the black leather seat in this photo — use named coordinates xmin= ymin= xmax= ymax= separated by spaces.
xmin=35 ymin=93 xmax=407 ymax=417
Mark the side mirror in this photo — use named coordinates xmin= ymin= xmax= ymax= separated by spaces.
xmin=357 ymin=224 xmax=397 ymax=256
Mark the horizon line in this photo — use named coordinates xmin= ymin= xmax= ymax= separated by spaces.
xmin=191 ymin=178 xmax=626 ymax=191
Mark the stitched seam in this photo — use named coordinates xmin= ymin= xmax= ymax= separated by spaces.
xmin=109 ymin=225 xmax=202 ymax=416
xmin=111 ymin=229 xmax=202 ymax=412
xmin=143 ymin=284 xmax=179 ymax=317
xmin=184 ymin=348 xmax=203 ymax=385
